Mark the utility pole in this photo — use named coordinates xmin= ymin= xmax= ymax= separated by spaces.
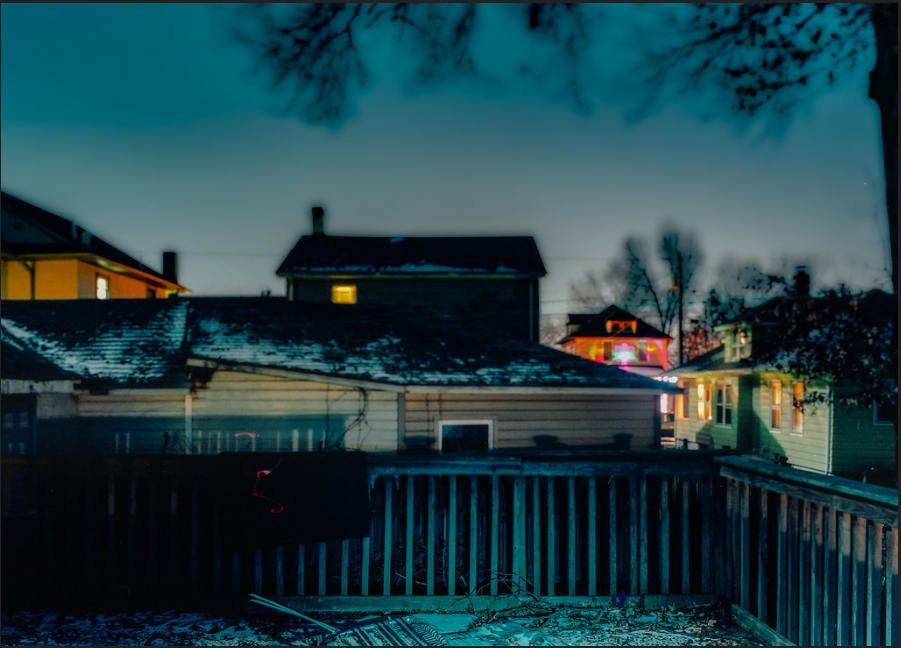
xmin=677 ymin=252 xmax=684 ymax=366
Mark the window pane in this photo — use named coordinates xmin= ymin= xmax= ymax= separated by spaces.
xmin=875 ymin=402 xmax=896 ymax=424
xmin=442 ymin=424 xmax=489 ymax=453
xmin=331 ymin=285 xmax=357 ymax=304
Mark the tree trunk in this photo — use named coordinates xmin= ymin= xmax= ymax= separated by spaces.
xmin=868 ymin=4 xmax=898 ymax=296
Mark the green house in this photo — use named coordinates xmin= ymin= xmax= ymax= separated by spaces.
xmin=668 ymin=290 xmax=896 ymax=482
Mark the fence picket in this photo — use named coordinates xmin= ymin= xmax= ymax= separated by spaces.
xmin=469 ymin=476 xmax=478 ymax=595
xmin=757 ymin=488 xmax=768 ymax=623
xmin=852 ymin=516 xmax=867 ymax=646
xmin=383 ymin=478 xmax=392 ymax=596
xmin=567 ymin=476 xmax=576 ymax=596
xmin=588 ymin=476 xmax=597 ymax=597
xmin=866 ymin=522 xmax=883 ymax=646
xmin=532 ymin=476 xmax=541 ymax=596
xmin=406 ymin=475 xmax=414 ymax=596
xmin=838 ymin=512 xmax=852 ymax=646
xmin=609 ymin=477 xmax=617 ymax=596
xmin=427 ymin=476 xmax=435 ymax=596
xmin=448 ymin=475 xmax=456 ymax=596
xmin=490 ymin=475 xmax=499 ymax=596
xmin=547 ymin=476 xmax=555 ymax=596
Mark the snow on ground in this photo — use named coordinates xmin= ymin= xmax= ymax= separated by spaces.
xmin=1 ymin=603 xmax=758 ymax=646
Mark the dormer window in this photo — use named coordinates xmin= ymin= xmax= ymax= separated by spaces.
xmin=331 ymin=284 xmax=357 ymax=304
xmin=606 ymin=320 xmax=637 ymax=333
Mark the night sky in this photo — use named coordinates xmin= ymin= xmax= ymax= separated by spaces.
xmin=1 ymin=4 xmax=892 ymax=324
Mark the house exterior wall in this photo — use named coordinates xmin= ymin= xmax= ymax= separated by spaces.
xmin=562 ymin=337 xmax=669 ymax=371
xmin=403 ymin=392 xmax=658 ymax=450
xmin=1 ymin=258 xmax=166 ymax=299
xmin=829 ymin=386 xmax=897 ymax=477
xmin=289 ymin=276 xmax=540 ymax=341
xmin=48 ymin=370 xmax=399 ymax=454
xmin=750 ymin=373 xmax=829 ymax=473
xmin=75 ymin=260 xmax=166 ymax=298
xmin=674 ymin=371 xmax=830 ymax=473
xmin=2 ymin=259 xmax=79 ymax=299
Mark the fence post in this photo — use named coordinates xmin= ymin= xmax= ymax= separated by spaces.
xmin=609 ymin=476 xmax=617 ymax=597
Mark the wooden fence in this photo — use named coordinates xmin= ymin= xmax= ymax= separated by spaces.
xmin=2 ymin=451 xmax=898 ymax=647
xmin=0 ymin=451 xmax=720 ymax=610
xmin=717 ymin=456 xmax=898 ymax=647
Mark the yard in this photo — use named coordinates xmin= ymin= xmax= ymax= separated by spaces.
xmin=1 ymin=601 xmax=758 ymax=646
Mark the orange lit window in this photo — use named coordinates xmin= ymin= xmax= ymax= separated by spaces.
xmin=791 ymin=382 xmax=804 ymax=434
xmin=696 ymin=383 xmax=712 ymax=420
xmin=331 ymin=284 xmax=357 ymax=304
xmin=770 ymin=381 xmax=782 ymax=430
xmin=95 ymin=274 xmax=110 ymax=300
xmin=677 ymin=380 xmax=690 ymax=419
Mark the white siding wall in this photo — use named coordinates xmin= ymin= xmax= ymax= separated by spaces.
xmin=404 ymin=392 xmax=657 ymax=449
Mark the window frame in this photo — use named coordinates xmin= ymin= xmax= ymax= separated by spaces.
xmin=95 ymin=273 xmax=110 ymax=300
xmin=697 ymin=382 xmax=712 ymax=421
xmin=769 ymin=380 xmax=782 ymax=432
xmin=714 ymin=382 xmax=734 ymax=427
xmin=791 ymin=382 xmax=804 ymax=435
xmin=437 ymin=419 xmax=494 ymax=453
xmin=873 ymin=401 xmax=895 ymax=426
xmin=331 ymin=284 xmax=357 ymax=304
xmin=676 ymin=380 xmax=690 ymax=420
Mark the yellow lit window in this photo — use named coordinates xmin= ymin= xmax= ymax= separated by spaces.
xmin=331 ymin=284 xmax=357 ymax=304
xmin=792 ymin=382 xmax=804 ymax=434
xmin=770 ymin=381 xmax=782 ymax=430
xmin=95 ymin=274 xmax=110 ymax=300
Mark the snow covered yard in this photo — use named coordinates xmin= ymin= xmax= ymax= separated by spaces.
xmin=1 ymin=603 xmax=758 ymax=646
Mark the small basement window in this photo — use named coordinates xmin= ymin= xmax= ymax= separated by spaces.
xmin=331 ymin=284 xmax=357 ymax=304
xmin=439 ymin=420 xmax=492 ymax=453
xmin=95 ymin=274 xmax=110 ymax=300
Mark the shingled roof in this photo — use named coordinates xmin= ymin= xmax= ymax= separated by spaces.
xmin=276 ymin=235 xmax=547 ymax=277
xmin=1 ymin=298 xmax=677 ymax=392
xmin=1 ymin=192 xmax=187 ymax=291
xmin=560 ymin=305 xmax=671 ymax=344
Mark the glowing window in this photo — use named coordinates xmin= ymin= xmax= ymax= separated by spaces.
xmin=770 ymin=381 xmax=782 ymax=430
xmin=95 ymin=274 xmax=110 ymax=300
xmin=791 ymin=382 xmax=804 ymax=434
xmin=331 ymin=284 xmax=357 ymax=304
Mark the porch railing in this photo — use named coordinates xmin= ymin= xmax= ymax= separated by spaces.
xmin=717 ymin=456 xmax=898 ymax=647
xmin=2 ymin=451 xmax=897 ymax=647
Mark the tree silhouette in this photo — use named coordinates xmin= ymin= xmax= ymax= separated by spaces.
xmin=638 ymin=3 xmax=897 ymax=295
xmin=235 ymin=3 xmax=896 ymax=292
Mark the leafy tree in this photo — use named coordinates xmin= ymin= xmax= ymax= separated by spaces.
xmin=739 ymin=277 xmax=896 ymax=420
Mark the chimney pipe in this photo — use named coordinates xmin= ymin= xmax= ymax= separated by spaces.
xmin=793 ymin=265 xmax=810 ymax=297
xmin=162 ymin=251 xmax=178 ymax=285
xmin=311 ymin=205 xmax=325 ymax=236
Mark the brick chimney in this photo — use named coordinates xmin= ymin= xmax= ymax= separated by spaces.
xmin=792 ymin=265 xmax=810 ymax=297
xmin=311 ymin=205 xmax=325 ymax=236
xmin=162 ymin=251 xmax=178 ymax=285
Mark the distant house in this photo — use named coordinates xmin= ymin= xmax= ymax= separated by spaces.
xmin=1 ymin=192 xmax=188 ymax=300
xmin=276 ymin=207 xmax=546 ymax=342
xmin=1 ymin=298 xmax=679 ymax=456
xmin=558 ymin=305 xmax=672 ymax=377
xmin=667 ymin=285 xmax=896 ymax=480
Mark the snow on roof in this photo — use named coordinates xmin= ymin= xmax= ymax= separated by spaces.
xmin=1 ymin=298 xmax=676 ymax=391
xmin=276 ymin=235 xmax=547 ymax=276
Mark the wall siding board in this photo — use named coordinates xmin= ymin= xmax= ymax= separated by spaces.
xmin=404 ymin=393 xmax=657 ymax=450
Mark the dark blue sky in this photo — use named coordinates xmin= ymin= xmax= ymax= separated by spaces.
xmin=1 ymin=4 xmax=892 ymax=319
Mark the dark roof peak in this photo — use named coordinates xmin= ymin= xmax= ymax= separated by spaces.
xmin=277 ymin=234 xmax=546 ymax=276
